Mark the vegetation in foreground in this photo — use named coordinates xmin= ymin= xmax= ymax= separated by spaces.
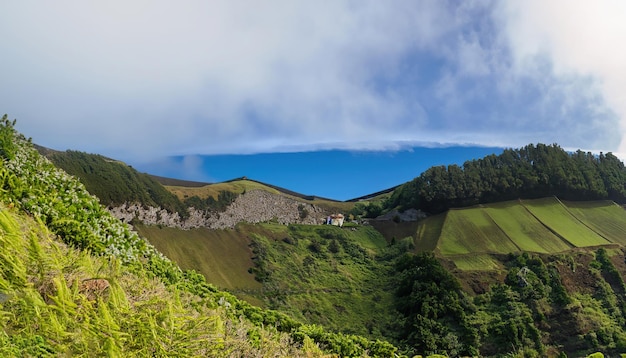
xmin=0 ymin=115 xmax=397 ymax=357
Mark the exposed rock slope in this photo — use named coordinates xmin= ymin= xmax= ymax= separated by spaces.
xmin=109 ymin=189 xmax=329 ymax=229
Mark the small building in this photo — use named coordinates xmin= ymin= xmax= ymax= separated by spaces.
xmin=327 ymin=214 xmax=344 ymax=227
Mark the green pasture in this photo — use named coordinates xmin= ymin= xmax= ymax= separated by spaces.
xmin=521 ymin=197 xmax=610 ymax=247
xmin=484 ymin=201 xmax=572 ymax=253
xmin=450 ymin=254 xmax=502 ymax=271
xmin=136 ymin=224 xmax=263 ymax=292
xmin=563 ymin=200 xmax=626 ymax=246
xmin=166 ymin=179 xmax=279 ymax=200
xmin=414 ymin=213 xmax=445 ymax=252
xmin=351 ymin=225 xmax=389 ymax=251
xmin=438 ymin=207 xmax=519 ymax=255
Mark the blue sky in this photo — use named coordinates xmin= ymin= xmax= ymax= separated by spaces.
xmin=1 ymin=1 xmax=625 ymax=199
xmin=135 ymin=146 xmax=504 ymax=201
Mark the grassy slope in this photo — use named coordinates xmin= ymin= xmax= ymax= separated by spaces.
xmin=414 ymin=213 xmax=445 ymax=252
xmin=165 ymin=179 xmax=355 ymax=213
xmin=1 ymin=118 xmax=398 ymax=357
xmin=166 ymin=180 xmax=279 ymax=200
xmin=139 ymin=221 xmax=399 ymax=339
xmin=413 ymin=197 xmax=626 ymax=271
xmin=521 ymin=197 xmax=610 ymax=247
xmin=563 ymin=200 xmax=626 ymax=246
xmin=484 ymin=201 xmax=572 ymax=253
xmin=134 ymin=224 xmax=262 ymax=292
xmin=438 ymin=207 xmax=519 ymax=255
xmin=257 ymin=224 xmax=398 ymax=338
xmin=0 ymin=205 xmax=307 ymax=357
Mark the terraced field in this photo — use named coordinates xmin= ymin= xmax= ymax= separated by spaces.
xmin=484 ymin=201 xmax=572 ymax=253
xmin=438 ymin=208 xmax=519 ymax=255
xmin=417 ymin=197 xmax=626 ymax=270
xmin=563 ymin=200 xmax=626 ymax=246
xmin=521 ymin=197 xmax=610 ymax=247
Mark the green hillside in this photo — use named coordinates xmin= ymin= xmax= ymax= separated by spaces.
xmin=562 ymin=200 xmax=626 ymax=246
xmin=0 ymin=205 xmax=304 ymax=356
xmin=438 ymin=208 xmax=519 ymax=255
xmin=136 ymin=221 xmax=400 ymax=338
xmin=386 ymin=143 xmax=626 ymax=214
xmin=166 ymin=179 xmax=354 ymax=213
xmin=0 ymin=115 xmax=398 ymax=357
xmin=416 ymin=197 xmax=626 ymax=271
xmin=484 ymin=201 xmax=571 ymax=253
xmin=135 ymin=223 xmax=264 ymax=305
xmin=40 ymin=149 xmax=188 ymax=216
xmin=12 ymin=113 xmax=626 ymax=356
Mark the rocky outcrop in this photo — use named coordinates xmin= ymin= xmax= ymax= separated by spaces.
xmin=108 ymin=189 xmax=330 ymax=230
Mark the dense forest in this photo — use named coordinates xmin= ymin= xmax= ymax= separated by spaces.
xmin=386 ymin=144 xmax=626 ymax=213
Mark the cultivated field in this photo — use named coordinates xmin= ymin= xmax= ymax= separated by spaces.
xmin=562 ymin=200 xmax=626 ymax=246
xmin=417 ymin=197 xmax=626 ymax=270
xmin=438 ymin=207 xmax=519 ymax=255
xmin=520 ymin=197 xmax=610 ymax=247
xmin=484 ymin=201 xmax=572 ymax=253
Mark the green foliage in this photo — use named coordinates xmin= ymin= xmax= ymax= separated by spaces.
xmin=246 ymin=224 xmax=400 ymax=343
xmin=12 ymin=116 xmax=626 ymax=357
xmin=393 ymin=252 xmax=478 ymax=356
xmin=350 ymin=201 xmax=384 ymax=219
xmin=479 ymin=284 xmax=543 ymax=355
xmin=293 ymin=324 xmax=397 ymax=357
xmin=182 ymin=190 xmax=238 ymax=212
xmin=387 ymin=143 xmax=626 ymax=213
xmin=594 ymin=248 xmax=626 ymax=292
xmin=44 ymin=149 xmax=189 ymax=218
xmin=0 ymin=114 xmax=21 ymax=161
xmin=0 ymin=117 xmax=401 ymax=357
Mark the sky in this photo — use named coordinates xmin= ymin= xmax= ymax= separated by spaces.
xmin=1 ymin=1 xmax=625 ymax=200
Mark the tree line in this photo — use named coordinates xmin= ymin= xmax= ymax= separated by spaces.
xmin=386 ymin=143 xmax=626 ymax=213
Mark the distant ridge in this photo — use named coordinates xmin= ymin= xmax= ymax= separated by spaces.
xmin=148 ymin=174 xmax=211 ymax=188
xmin=346 ymin=185 xmax=399 ymax=202
xmin=223 ymin=176 xmax=341 ymax=202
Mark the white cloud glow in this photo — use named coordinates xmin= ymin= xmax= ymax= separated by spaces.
xmin=0 ymin=1 xmax=622 ymax=161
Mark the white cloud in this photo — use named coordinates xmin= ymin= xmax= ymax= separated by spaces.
xmin=495 ymin=0 xmax=626 ymax=152
xmin=0 ymin=1 xmax=622 ymax=161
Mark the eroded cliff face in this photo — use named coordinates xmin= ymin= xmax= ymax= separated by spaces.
xmin=108 ymin=189 xmax=329 ymax=229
